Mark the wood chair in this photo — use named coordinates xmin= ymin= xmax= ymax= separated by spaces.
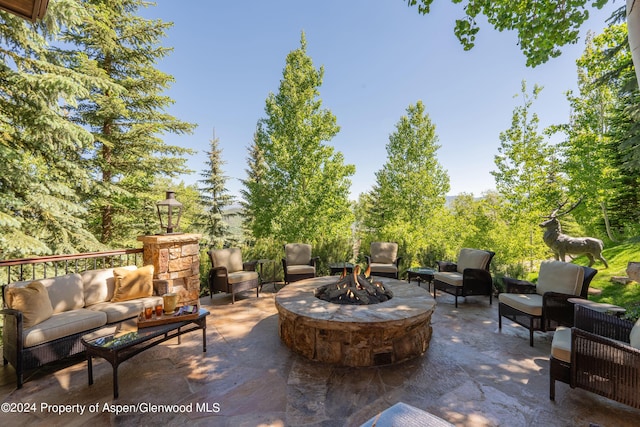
xmin=499 ymin=260 xmax=597 ymax=346
xmin=550 ymin=304 xmax=640 ymax=409
xmin=365 ymin=242 xmax=402 ymax=279
xmin=432 ymin=248 xmax=494 ymax=308
xmin=282 ymin=243 xmax=318 ymax=284
xmin=208 ymin=248 xmax=260 ymax=304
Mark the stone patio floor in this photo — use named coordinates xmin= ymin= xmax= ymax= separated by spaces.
xmin=2 ymin=281 xmax=640 ymax=426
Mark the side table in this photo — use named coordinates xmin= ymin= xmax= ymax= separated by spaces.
xmin=329 ymin=262 xmax=355 ymax=275
xmin=567 ymin=298 xmax=626 ymax=317
xmin=407 ymin=267 xmax=435 ymax=290
xmin=255 ymin=259 xmax=276 ymax=290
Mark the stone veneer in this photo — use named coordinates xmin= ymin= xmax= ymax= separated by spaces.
xmin=276 ymin=276 xmax=435 ymax=367
xmin=137 ymin=233 xmax=201 ymax=305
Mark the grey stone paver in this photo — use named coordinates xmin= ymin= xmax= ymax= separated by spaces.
xmin=2 ymin=281 xmax=640 ymax=426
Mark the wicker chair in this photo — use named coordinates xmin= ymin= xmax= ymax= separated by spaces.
xmin=208 ymin=248 xmax=260 ymax=304
xmin=550 ymin=304 xmax=640 ymax=409
xmin=432 ymin=248 xmax=495 ymax=308
xmin=282 ymin=243 xmax=319 ymax=284
xmin=364 ymin=242 xmax=402 ymax=279
xmin=499 ymin=261 xmax=597 ymax=346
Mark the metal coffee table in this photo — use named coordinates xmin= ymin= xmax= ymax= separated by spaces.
xmin=81 ymin=308 xmax=209 ymax=398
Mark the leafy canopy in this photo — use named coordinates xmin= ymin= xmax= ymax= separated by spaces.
xmin=406 ymin=0 xmax=609 ymax=67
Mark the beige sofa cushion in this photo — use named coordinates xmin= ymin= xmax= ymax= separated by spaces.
xmin=210 ymin=248 xmax=244 ymax=273
xmin=456 ymin=248 xmax=490 ymax=274
xmin=82 ymin=266 xmax=137 ymax=306
xmin=535 ymin=261 xmax=584 ymax=296
xmin=551 ymin=326 xmax=572 ymax=363
xmin=370 ymin=242 xmax=398 ymax=264
xmin=88 ymin=296 xmax=163 ymax=324
xmin=498 ymin=293 xmax=543 ymax=316
xmin=6 ymin=281 xmax=54 ymax=328
xmin=285 ymin=243 xmax=312 ymax=266
xmin=111 ymin=265 xmax=154 ymax=302
xmin=11 ymin=273 xmax=84 ymax=314
xmin=22 ymin=308 xmax=107 ymax=348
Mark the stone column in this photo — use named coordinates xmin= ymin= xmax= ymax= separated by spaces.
xmin=137 ymin=233 xmax=202 ymax=305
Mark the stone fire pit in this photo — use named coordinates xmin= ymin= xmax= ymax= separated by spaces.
xmin=276 ymin=276 xmax=435 ymax=367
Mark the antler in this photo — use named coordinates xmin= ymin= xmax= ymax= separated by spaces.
xmin=550 ymin=197 xmax=583 ymax=218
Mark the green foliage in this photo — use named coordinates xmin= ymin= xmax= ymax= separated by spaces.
xmin=60 ymin=0 xmax=195 ymax=245
xmin=405 ymin=0 xmax=610 ymax=67
xmin=243 ymin=32 xmax=355 ymax=246
xmin=491 ymin=81 xmax=563 ymax=266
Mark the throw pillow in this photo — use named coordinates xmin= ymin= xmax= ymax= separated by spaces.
xmin=6 ymin=281 xmax=54 ymax=328
xmin=111 ymin=265 xmax=154 ymax=302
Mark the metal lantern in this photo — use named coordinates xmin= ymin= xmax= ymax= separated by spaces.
xmin=156 ymin=191 xmax=183 ymax=234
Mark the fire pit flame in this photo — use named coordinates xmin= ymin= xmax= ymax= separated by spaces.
xmin=314 ymin=264 xmax=393 ymax=305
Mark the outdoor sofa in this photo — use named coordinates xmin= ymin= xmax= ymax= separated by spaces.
xmin=1 ymin=265 xmax=165 ymax=388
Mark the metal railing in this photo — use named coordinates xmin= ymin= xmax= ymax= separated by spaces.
xmin=0 ymin=249 xmax=144 ymax=285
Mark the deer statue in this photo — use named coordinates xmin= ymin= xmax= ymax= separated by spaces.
xmin=539 ymin=199 xmax=608 ymax=268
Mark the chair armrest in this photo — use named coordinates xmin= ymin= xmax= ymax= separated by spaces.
xmin=310 ymin=256 xmax=320 ymax=267
xmin=365 ymin=255 xmax=372 ymax=264
xmin=574 ymin=305 xmax=634 ymax=342
xmin=0 ymin=307 xmax=22 ymax=320
xmin=394 ymin=257 xmax=403 ymax=268
xmin=243 ymin=260 xmax=258 ymax=271
xmin=436 ymin=261 xmax=457 ymax=272
xmin=152 ymin=279 xmax=170 ymax=296
xmin=543 ymin=291 xmax=579 ymax=327
xmin=502 ymin=277 xmax=536 ymax=294
xmin=0 ymin=308 xmax=24 ymax=347
xmin=463 ymin=268 xmax=491 ymax=283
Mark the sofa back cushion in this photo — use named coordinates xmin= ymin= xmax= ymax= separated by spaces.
xmin=111 ymin=265 xmax=154 ymax=302
xmin=210 ymin=248 xmax=243 ymax=273
xmin=82 ymin=266 xmax=137 ymax=306
xmin=5 ymin=281 xmax=54 ymax=328
xmin=536 ymin=261 xmax=584 ymax=296
xmin=456 ymin=248 xmax=491 ymax=274
xmin=285 ymin=243 xmax=312 ymax=266
xmin=370 ymin=242 xmax=398 ymax=264
xmin=10 ymin=273 xmax=84 ymax=314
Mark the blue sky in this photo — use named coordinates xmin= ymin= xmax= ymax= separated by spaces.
xmin=140 ymin=0 xmax=621 ymax=199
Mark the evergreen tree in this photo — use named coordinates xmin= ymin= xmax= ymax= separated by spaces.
xmin=60 ymin=0 xmax=195 ymax=245
xmin=244 ymin=32 xmax=355 ymax=244
xmin=0 ymin=3 xmax=115 ymax=257
xmin=198 ymin=132 xmax=235 ymax=248
xmin=239 ymin=129 xmax=269 ymax=241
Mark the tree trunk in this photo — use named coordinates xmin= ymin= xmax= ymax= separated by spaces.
xmin=601 ymin=201 xmax=617 ymax=242
xmin=628 ymin=0 xmax=640 ymax=83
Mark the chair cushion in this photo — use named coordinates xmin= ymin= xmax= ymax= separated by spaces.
xmin=22 ymin=308 xmax=107 ymax=348
xmin=111 ymin=265 xmax=154 ymax=302
xmin=5 ymin=281 xmax=54 ymax=328
xmin=434 ymin=271 xmax=463 ymax=287
xmin=535 ymin=261 xmax=584 ymax=296
xmin=498 ymin=293 xmax=543 ymax=316
xmin=456 ymin=248 xmax=490 ymax=274
xmin=227 ymin=270 xmax=259 ymax=285
xmin=630 ymin=318 xmax=640 ymax=349
xmin=88 ymin=296 xmax=163 ymax=324
xmin=82 ymin=266 xmax=137 ymax=306
xmin=369 ymin=263 xmax=398 ymax=274
xmin=210 ymin=248 xmax=244 ymax=273
xmin=285 ymin=243 xmax=312 ymax=266
xmin=286 ymin=265 xmax=315 ymax=275
xmin=551 ymin=326 xmax=572 ymax=363
xmin=370 ymin=242 xmax=398 ymax=264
